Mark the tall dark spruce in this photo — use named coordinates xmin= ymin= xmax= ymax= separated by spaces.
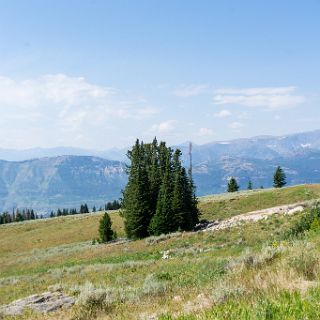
xmin=122 ymin=140 xmax=152 ymax=239
xmin=122 ymin=138 xmax=199 ymax=239
xmin=149 ymin=146 xmax=173 ymax=235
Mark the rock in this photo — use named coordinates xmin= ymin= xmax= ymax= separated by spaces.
xmin=287 ymin=205 xmax=304 ymax=215
xmin=162 ymin=250 xmax=170 ymax=259
xmin=0 ymin=291 xmax=75 ymax=316
xmin=203 ymin=201 xmax=310 ymax=233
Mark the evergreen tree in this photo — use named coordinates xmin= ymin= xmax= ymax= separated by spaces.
xmin=92 ymin=205 xmax=96 ymax=212
xmin=98 ymin=211 xmax=116 ymax=242
xmin=80 ymin=203 xmax=89 ymax=214
xmin=228 ymin=177 xmax=239 ymax=192
xmin=146 ymin=137 xmax=160 ymax=217
xmin=186 ymin=171 xmax=200 ymax=227
xmin=171 ymin=149 xmax=187 ymax=230
xmin=273 ymin=166 xmax=286 ymax=188
xmin=247 ymin=180 xmax=253 ymax=190
xmin=149 ymin=148 xmax=173 ymax=235
xmin=15 ymin=210 xmax=24 ymax=222
xmin=171 ymin=150 xmax=199 ymax=231
xmin=122 ymin=140 xmax=152 ymax=239
xmin=122 ymin=138 xmax=199 ymax=238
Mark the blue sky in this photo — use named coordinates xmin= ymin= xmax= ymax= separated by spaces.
xmin=0 ymin=0 xmax=319 ymax=150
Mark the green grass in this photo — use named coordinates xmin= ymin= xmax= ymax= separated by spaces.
xmin=198 ymin=184 xmax=320 ymax=220
xmin=1 ymin=184 xmax=320 ymax=319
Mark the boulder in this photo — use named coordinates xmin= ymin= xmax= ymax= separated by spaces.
xmin=0 ymin=291 xmax=75 ymax=316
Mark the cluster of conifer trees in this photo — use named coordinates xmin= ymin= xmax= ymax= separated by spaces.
xmin=105 ymin=200 xmax=121 ymax=210
xmin=0 ymin=209 xmax=38 ymax=224
xmin=49 ymin=203 xmax=91 ymax=217
xmin=122 ymin=138 xmax=199 ymax=239
xmin=0 ymin=198 xmax=121 ymax=225
xmin=227 ymin=166 xmax=287 ymax=193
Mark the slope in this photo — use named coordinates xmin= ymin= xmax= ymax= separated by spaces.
xmin=1 ymin=184 xmax=320 ymax=319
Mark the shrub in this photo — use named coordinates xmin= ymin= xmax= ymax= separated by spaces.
xmin=286 ymin=207 xmax=320 ymax=238
xmin=227 ymin=245 xmax=285 ymax=271
xmin=73 ymin=282 xmax=115 ymax=320
xmin=288 ymin=243 xmax=320 ymax=280
xmin=145 ymin=232 xmax=182 ymax=245
xmin=212 ymin=282 xmax=246 ymax=303
xmin=142 ymin=274 xmax=167 ymax=295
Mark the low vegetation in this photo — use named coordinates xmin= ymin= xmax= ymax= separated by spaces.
xmin=1 ymin=184 xmax=320 ymax=319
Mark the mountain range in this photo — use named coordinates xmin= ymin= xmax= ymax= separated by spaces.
xmin=0 ymin=129 xmax=320 ymax=212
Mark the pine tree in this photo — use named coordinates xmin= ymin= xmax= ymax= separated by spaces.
xmin=171 ymin=150 xmax=199 ymax=231
xmin=273 ymin=166 xmax=286 ymax=188
xmin=15 ymin=210 xmax=24 ymax=222
xmin=80 ymin=203 xmax=89 ymax=214
xmin=247 ymin=180 xmax=253 ymax=190
xmin=171 ymin=149 xmax=186 ymax=231
xmin=146 ymin=137 xmax=160 ymax=219
xmin=122 ymin=140 xmax=152 ymax=239
xmin=149 ymin=148 xmax=173 ymax=235
xmin=98 ymin=211 xmax=116 ymax=242
xmin=122 ymin=138 xmax=200 ymax=238
xmin=186 ymin=171 xmax=200 ymax=227
xmin=228 ymin=177 xmax=239 ymax=192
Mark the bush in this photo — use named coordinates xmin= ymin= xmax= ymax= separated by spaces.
xmin=227 ymin=245 xmax=285 ymax=271
xmin=142 ymin=274 xmax=167 ymax=295
xmin=73 ymin=282 xmax=115 ymax=320
xmin=288 ymin=243 xmax=320 ymax=280
xmin=286 ymin=207 xmax=320 ymax=238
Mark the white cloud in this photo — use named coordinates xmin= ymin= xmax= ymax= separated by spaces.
xmin=214 ymin=109 xmax=232 ymax=118
xmin=151 ymin=120 xmax=177 ymax=133
xmin=173 ymin=84 xmax=209 ymax=97
xmin=0 ymin=74 xmax=110 ymax=108
xmin=0 ymin=74 xmax=159 ymax=149
xmin=0 ymin=74 xmax=159 ymax=121
xmin=213 ymin=86 xmax=305 ymax=109
xmin=198 ymin=127 xmax=214 ymax=136
xmin=229 ymin=122 xmax=244 ymax=130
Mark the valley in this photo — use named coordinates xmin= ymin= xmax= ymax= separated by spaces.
xmin=1 ymin=130 xmax=320 ymax=212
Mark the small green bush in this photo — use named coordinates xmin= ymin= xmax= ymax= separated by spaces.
xmin=286 ymin=207 xmax=320 ymax=238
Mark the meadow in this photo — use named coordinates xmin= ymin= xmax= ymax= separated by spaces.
xmin=1 ymin=184 xmax=320 ymax=319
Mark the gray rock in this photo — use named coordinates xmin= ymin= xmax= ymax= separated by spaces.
xmin=0 ymin=291 xmax=75 ymax=316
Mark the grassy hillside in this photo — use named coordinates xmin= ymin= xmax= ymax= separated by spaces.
xmin=199 ymin=184 xmax=320 ymax=220
xmin=1 ymin=184 xmax=320 ymax=319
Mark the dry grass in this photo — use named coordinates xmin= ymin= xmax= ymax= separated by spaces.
xmin=1 ymin=185 xmax=320 ymax=319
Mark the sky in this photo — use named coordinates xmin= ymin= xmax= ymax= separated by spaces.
xmin=0 ymin=0 xmax=320 ymax=150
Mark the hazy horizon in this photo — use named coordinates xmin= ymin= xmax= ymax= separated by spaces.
xmin=0 ymin=127 xmax=318 ymax=152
